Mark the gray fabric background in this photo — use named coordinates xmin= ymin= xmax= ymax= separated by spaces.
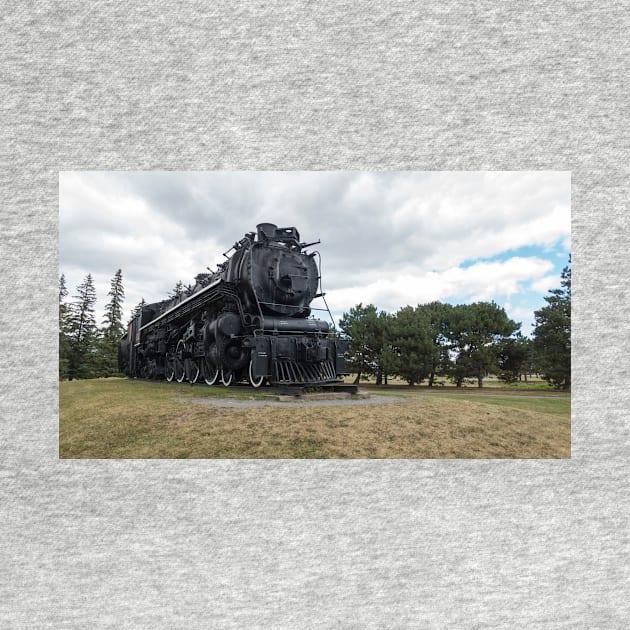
xmin=1 ymin=2 xmax=628 ymax=628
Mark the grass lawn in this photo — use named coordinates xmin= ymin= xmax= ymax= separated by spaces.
xmin=343 ymin=373 xmax=557 ymax=390
xmin=59 ymin=378 xmax=570 ymax=459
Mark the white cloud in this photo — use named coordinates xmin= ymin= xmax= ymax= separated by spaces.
xmin=529 ymin=275 xmax=560 ymax=294
xmin=325 ymin=256 xmax=555 ymax=314
xmin=59 ymin=171 xmax=570 ymax=326
xmin=504 ymin=305 xmax=539 ymax=335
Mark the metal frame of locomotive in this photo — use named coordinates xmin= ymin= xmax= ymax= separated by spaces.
xmin=119 ymin=223 xmax=348 ymax=388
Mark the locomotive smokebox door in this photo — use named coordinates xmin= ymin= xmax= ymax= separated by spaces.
xmin=253 ymin=337 xmax=271 ymax=377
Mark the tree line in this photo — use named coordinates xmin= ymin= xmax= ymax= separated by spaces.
xmin=59 ymin=270 xmax=126 ymax=380
xmin=339 ymin=259 xmax=571 ymax=390
xmin=59 ymin=271 xmax=203 ymax=380
xmin=59 ymin=259 xmax=570 ymax=389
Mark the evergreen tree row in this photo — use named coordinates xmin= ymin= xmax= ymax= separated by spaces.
xmin=339 ymin=258 xmax=571 ymax=390
xmin=59 ymin=270 xmax=127 ymax=380
xmin=59 ymin=272 xmax=191 ymax=380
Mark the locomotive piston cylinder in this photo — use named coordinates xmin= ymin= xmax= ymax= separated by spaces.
xmin=209 ymin=312 xmax=241 ymax=339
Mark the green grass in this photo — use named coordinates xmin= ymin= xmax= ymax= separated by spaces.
xmin=428 ymin=393 xmax=570 ymax=416
xmin=59 ymin=377 xmax=571 ymax=459
xmin=344 ymin=373 xmax=558 ymax=391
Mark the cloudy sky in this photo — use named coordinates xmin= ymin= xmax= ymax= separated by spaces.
xmin=59 ymin=171 xmax=570 ymax=336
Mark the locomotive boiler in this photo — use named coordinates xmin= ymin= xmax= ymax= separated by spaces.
xmin=118 ymin=223 xmax=348 ymax=388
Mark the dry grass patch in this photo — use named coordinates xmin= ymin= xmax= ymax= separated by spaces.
xmin=60 ymin=379 xmax=570 ymax=458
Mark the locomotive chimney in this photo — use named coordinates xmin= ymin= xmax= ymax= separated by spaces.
xmin=256 ymin=222 xmax=277 ymax=241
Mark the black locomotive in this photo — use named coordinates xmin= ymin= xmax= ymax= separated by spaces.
xmin=118 ymin=223 xmax=348 ymax=388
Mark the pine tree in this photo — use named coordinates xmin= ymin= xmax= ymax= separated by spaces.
xmin=67 ymin=273 xmax=99 ymax=379
xmin=59 ymin=274 xmax=71 ymax=379
xmin=498 ymin=333 xmax=533 ymax=383
xmin=339 ymin=303 xmax=389 ymax=384
xmin=416 ymin=301 xmax=453 ymax=386
xmin=130 ymin=298 xmax=146 ymax=323
xmin=532 ymin=257 xmax=571 ymax=389
xmin=447 ymin=302 xmax=519 ymax=387
xmin=100 ymin=269 xmax=125 ymax=376
xmin=169 ymin=281 xmax=184 ymax=300
xmin=390 ymin=306 xmax=436 ymax=386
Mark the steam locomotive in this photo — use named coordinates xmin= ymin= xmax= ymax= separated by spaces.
xmin=118 ymin=223 xmax=348 ymax=388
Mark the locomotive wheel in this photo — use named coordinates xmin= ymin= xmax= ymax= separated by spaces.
xmin=165 ymin=354 xmax=175 ymax=382
xmin=175 ymin=340 xmax=186 ymax=383
xmin=186 ymin=359 xmax=200 ymax=384
xmin=175 ymin=363 xmax=186 ymax=383
xmin=248 ymin=359 xmax=265 ymax=388
xmin=221 ymin=368 xmax=233 ymax=387
xmin=196 ymin=358 xmax=205 ymax=383
xmin=203 ymin=358 xmax=219 ymax=386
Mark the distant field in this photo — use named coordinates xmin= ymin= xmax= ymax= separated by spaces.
xmin=59 ymin=378 xmax=570 ymax=459
xmin=343 ymin=373 xmax=556 ymax=390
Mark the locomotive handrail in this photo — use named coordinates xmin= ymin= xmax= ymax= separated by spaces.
xmin=247 ymin=244 xmax=265 ymax=320
xmin=313 ymin=250 xmax=336 ymax=330
xmin=251 ymin=328 xmax=334 ymax=337
xmin=255 ymin=300 xmax=331 ymax=311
